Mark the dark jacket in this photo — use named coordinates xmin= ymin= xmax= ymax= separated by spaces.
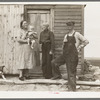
xmin=39 ymin=29 xmax=55 ymax=53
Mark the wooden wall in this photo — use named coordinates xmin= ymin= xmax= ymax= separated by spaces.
xmin=53 ymin=5 xmax=84 ymax=74
xmin=0 ymin=5 xmax=24 ymax=74
xmin=0 ymin=4 xmax=84 ymax=75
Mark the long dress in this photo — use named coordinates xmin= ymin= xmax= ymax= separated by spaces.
xmin=18 ymin=29 xmax=40 ymax=70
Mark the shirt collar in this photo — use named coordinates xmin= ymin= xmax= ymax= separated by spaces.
xmin=68 ymin=30 xmax=75 ymax=35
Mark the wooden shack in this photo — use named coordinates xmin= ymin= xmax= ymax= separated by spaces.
xmin=0 ymin=4 xmax=85 ymax=77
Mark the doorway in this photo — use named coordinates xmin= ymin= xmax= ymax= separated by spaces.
xmin=24 ymin=5 xmax=54 ymax=77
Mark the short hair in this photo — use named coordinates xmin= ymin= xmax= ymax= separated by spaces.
xmin=42 ymin=22 xmax=49 ymax=27
xmin=20 ymin=20 xmax=27 ymax=29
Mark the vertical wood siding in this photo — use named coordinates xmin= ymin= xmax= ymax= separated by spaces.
xmin=53 ymin=5 xmax=83 ymax=74
xmin=0 ymin=5 xmax=24 ymax=74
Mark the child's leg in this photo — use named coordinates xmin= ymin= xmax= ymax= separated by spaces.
xmin=31 ymin=40 xmax=35 ymax=49
xmin=27 ymin=38 xmax=30 ymax=45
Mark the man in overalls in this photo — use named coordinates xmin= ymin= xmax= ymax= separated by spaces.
xmin=51 ymin=21 xmax=89 ymax=91
xmin=39 ymin=23 xmax=55 ymax=79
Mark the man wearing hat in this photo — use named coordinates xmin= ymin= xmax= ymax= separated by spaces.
xmin=39 ymin=23 xmax=55 ymax=79
xmin=51 ymin=21 xmax=89 ymax=91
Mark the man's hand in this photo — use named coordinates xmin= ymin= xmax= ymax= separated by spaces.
xmin=77 ymin=49 xmax=81 ymax=53
xmin=77 ymin=44 xmax=85 ymax=52
xmin=77 ymin=46 xmax=82 ymax=53
xmin=49 ymin=50 xmax=55 ymax=59
xmin=49 ymin=50 xmax=53 ymax=55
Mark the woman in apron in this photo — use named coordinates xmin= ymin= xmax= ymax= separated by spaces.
xmin=17 ymin=21 xmax=40 ymax=81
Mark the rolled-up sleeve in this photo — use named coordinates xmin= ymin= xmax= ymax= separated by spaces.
xmin=77 ymin=32 xmax=89 ymax=48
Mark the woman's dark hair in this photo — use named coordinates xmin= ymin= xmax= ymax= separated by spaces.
xmin=20 ymin=20 xmax=27 ymax=29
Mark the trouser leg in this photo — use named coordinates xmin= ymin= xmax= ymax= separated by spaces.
xmin=66 ymin=59 xmax=78 ymax=91
xmin=46 ymin=53 xmax=53 ymax=78
xmin=46 ymin=43 xmax=53 ymax=78
xmin=23 ymin=69 xmax=29 ymax=77
xmin=42 ymin=44 xmax=47 ymax=78
xmin=51 ymin=54 xmax=65 ymax=78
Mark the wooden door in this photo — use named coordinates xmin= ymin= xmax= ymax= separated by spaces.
xmin=27 ymin=10 xmax=50 ymax=40
xmin=27 ymin=9 xmax=51 ymax=76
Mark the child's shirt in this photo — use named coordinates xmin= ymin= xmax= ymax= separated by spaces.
xmin=27 ymin=31 xmax=38 ymax=40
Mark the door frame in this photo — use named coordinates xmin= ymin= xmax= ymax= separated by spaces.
xmin=24 ymin=5 xmax=55 ymax=32
xmin=24 ymin=5 xmax=55 ymax=75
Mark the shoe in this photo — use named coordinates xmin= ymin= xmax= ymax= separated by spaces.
xmin=45 ymin=76 xmax=52 ymax=79
xmin=25 ymin=76 xmax=31 ymax=79
xmin=51 ymin=76 xmax=62 ymax=80
xmin=19 ymin=77 xmax=25 ymax=81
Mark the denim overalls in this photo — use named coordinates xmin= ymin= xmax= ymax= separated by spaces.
xmin=63 ymin=32 xmax=78 ymax=91
xmin=52 ymin=32 xmax=78 ymax=91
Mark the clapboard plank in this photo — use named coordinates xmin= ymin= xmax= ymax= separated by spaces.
xmin=54 ymin=5 xmax=82 ymax=9
xmin=55 ymin=8 xmax=82 ymax=12
xmin=55 ymin=12 xmax=82 ymax=16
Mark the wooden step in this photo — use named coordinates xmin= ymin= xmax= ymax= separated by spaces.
xmin=29 ymin=72 xmax=43 ymax=78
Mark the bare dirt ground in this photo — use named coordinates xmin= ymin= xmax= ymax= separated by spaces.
xmin=0 ymin=63 xmax=100 ymax=92
xmin=0 ymin=83 xmax=100 ymax=92
xmin=0 ymin=76 xmax=100 ymax=92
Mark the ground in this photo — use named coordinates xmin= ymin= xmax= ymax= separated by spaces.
xmin=0 ymin=76 xmax=100 ymax=92
xmin=0 ymin=84 xmax=100 ymax=92
xmin=0 ymin=64 xmax=100 ymax=92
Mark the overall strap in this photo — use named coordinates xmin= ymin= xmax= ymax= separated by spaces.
xmin=73 ymin=31 xmax=76 ymax=43
xmin=73 ymin=31 xmax=76 ymax=36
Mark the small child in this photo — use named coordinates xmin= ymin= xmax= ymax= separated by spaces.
xmin=26 ymin=25 xmax=38 ymax=49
